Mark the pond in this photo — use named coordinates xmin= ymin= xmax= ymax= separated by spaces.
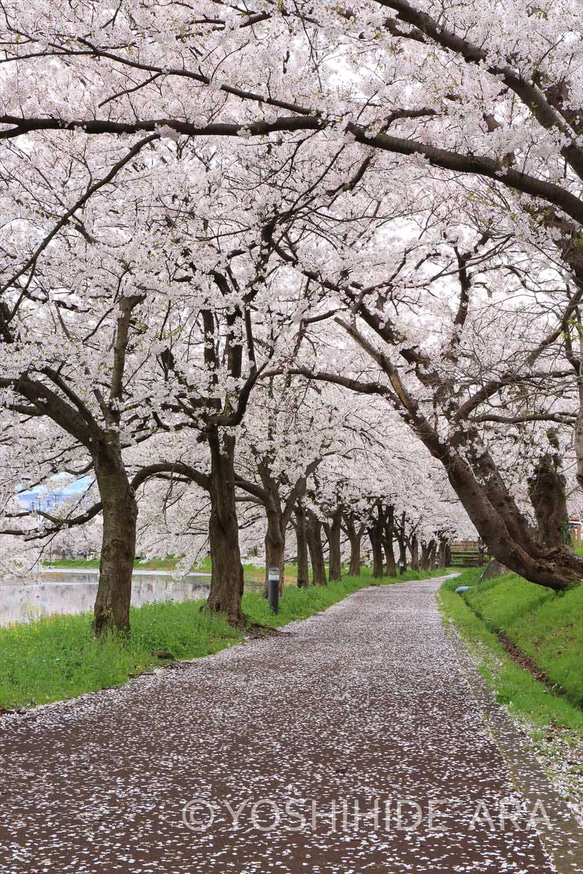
xmin=0 ymin=569 xmax=212 ymax=626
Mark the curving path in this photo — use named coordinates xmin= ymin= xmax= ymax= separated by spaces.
xmin=0 ymin=576 xmax=581 ymax=873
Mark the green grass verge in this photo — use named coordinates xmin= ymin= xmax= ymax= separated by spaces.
xmin=0 ymin=567 xmax=449 ymax=713
xmin=463 ymin=574 xmax=583 ymax=708
xmin=438 ymin=570 xmax=583 ymax=731
xmin=0 ymin=601 xmax=241 ymax=713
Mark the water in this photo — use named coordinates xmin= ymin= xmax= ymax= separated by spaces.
xmin=0 ymin=569 xmax=211 ymax=626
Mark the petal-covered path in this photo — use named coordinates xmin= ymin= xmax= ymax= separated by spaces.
xmin=1 ymin=576 xmax=581 ymax=873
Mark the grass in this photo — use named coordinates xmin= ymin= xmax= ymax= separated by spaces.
xmin=464 ymin=574 xmax=555 ymax=629
xmin=46 ymin=556 xmax=181 ymax=570
xmin=0 ymin=566 xmax=449 ymax=713
xmin=0 ymin=601 xmax=241 ymax=712
xmin=463 ymin=573 xmax=583 ymax=708
xmin=438 ymin=569 xmax=583 ymax=731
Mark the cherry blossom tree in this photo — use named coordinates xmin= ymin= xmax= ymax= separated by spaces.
xmin=3 ymin=0 xmax=583 ymax=602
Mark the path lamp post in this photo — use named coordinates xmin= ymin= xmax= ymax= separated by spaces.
xmin=268 ymin=567 xmax=280 ymax=613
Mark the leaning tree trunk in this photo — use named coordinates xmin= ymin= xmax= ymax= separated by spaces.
xmin=326 ymin=509 xmax=343 ymax=582
xmin=413 ymin=414 xmax=583 ymax=590
xmin=206 ymin=431 xmax=245 ymax=625
xmin=93 ymin=441 xmax=138 ymax=636
xmin=528 ymin=452 xmax=572 ymax=549
xmin=306 ymin=511 xmax=327 ymax=586
xmin=295 ymin=503 xmax=310 ymax=588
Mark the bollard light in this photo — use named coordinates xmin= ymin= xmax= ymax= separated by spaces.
xmin=398 ymin=561 xmax=406 ymax=575
xmin=268 ymin=566 xmax=280 ymax=613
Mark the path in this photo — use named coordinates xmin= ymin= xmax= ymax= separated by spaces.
xmin=0 ymin=576 xmax=581 ymax=873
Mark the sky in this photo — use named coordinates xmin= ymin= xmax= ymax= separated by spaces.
xmin=17 ymin=476 xmax=93 ymax=510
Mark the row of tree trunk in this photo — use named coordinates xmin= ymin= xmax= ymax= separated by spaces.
xmin=87 ymin=434 xmax=452 ymax=636
xmin=89 ymin=428 xmax=578 ymax=641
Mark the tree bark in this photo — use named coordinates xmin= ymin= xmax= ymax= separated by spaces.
xmin=306 ymin=511 xmax=327 ymax=586
xmin=528 ymin=452 xmax=571 ymax=549
xmin=459 ymin=431 xmax=547 ymax=559
xmin=410 ymin=533 xmax=420 ymax=571
xmin=368 ymin=511 xmax=385 ymax=579
xmin=438 ymin=538 xmax=450 ymax=569
xmin=326 ymin=508 xmax=343 ymax=582
xmin=428 ymin=540 xmax=437 ymax=570
xmin=383 ymin=507 xmax=397 ymax=576
xmin=254 ymin=464 xmax=312 ymax=597
xmin=420 ymin=539 xmax=437 ymax=571
xmin=206 ymin=431 xmax=245 ymax=625
xmin=295 ymin=503 xmax=310 ymax=588
xmin=93 ymin=442 xmax=138 ymax=636
xmin=395 ymin=512 xmax=408 ymax=572
xmin=420 ymin=541 xmax=430 ymax=571
xmin=264 ymin=507 xmax=286 ymax=596
xmin=375 ymin=381 xmax=583 ymax=590
xmin=349 ymin=535 xmax=362 ymax=575
xmin=426 ymin=425 xmax=582 ymax=590
xmin=343 ymin=512 xmax=363 ymax=576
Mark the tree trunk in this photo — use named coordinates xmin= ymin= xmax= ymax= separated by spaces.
xmin=327 ymin=508 xmax=343 ymax=582
xmin=428 ymin=540 xmax=437 ymax=570
xmin=396 ymin=529 xmax=407 ymax=572
xmin=395 ymin=511 xmax=408 ymax=572
xmin=417 ymin=420 xmax=583 ymax=590
xmin=348 ymin=530 xmax=362 ymax=576
xmin=410 ymin=534 xmax=420 ymax=571
xmin=383 ymin=508 xmax=397 ymax=576
xmin=368 ymin=518 xmax=384 ymax=579
xmin=420 ymin=541 xmax=430 ymax=571
xmin=206 ymin=431 xmax=245 ymax=625
xmin=575 ymin=404 xmax=583 ymax=489
xmin=528 ymin=452 xmax=571 ymax=549
xmin=438 ymin=539 xmax=451 ymax=569
xmin=384 ymin=540 xmax=397 ymax=576
xmin=295 ymin=503 xmax=310 ymax=588
xmin=93 ymin=442 xmax=137 ymax=636
xmin=343 ymin=513 xmax=362 ymax=576
xmin=264 ymin=508 xmax=286 ymax=596
xmin=306 ymin=511 xmax=327 ymax=586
